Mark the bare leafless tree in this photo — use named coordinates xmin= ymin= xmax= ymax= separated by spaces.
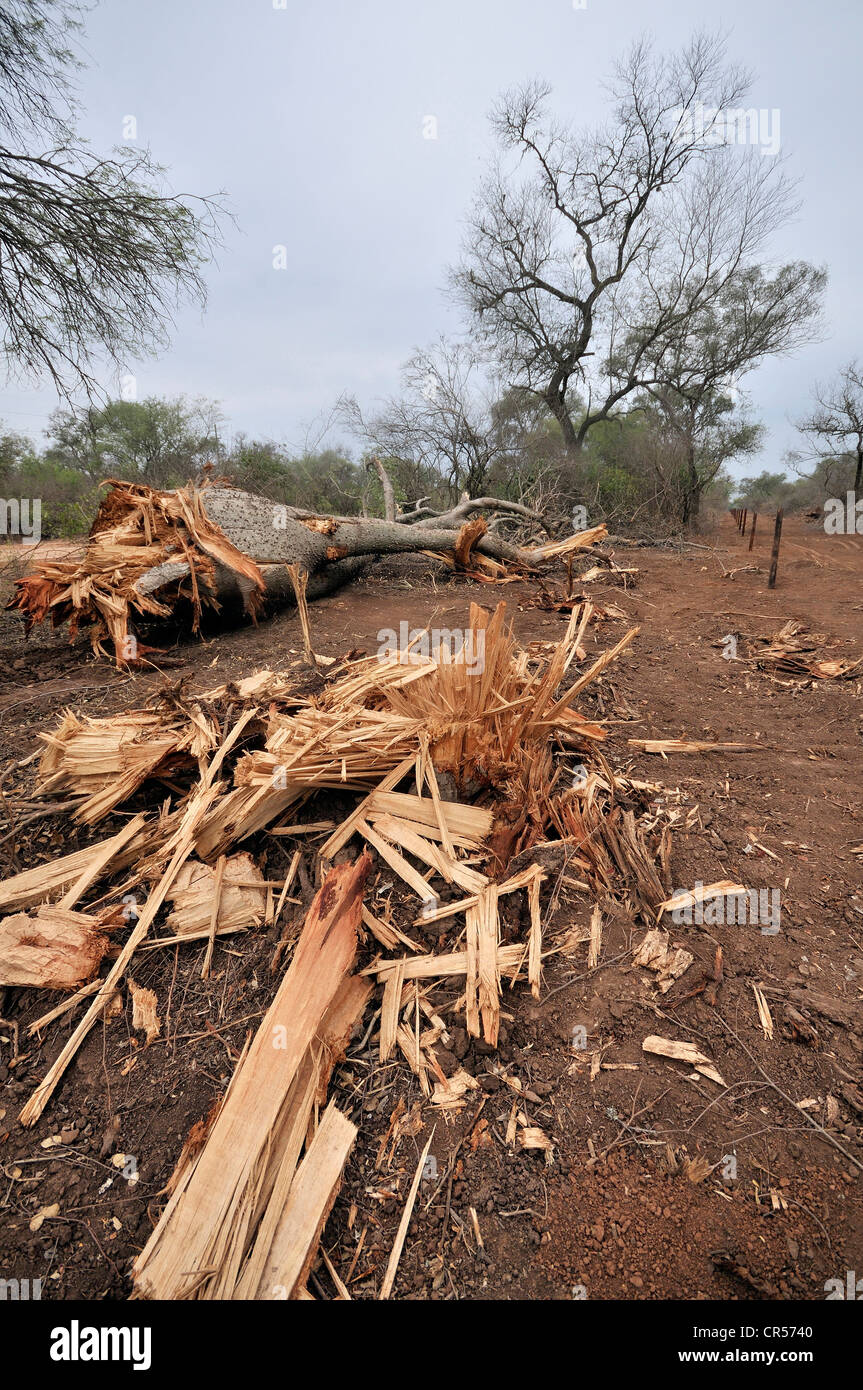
xmin=450 ymin=32 xmax=812 ymax=465
xmin=339 ymin=337 xmax=507 ymax=505
xmin=795 ymin=361 xmax=863 ymax=493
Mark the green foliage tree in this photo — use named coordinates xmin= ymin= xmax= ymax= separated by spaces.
xmin=224 ymin=438 xmax=365 ymax=515
xmin=0 ymin=421 xmax=95 ymax=536
xmin=732 ymin=470 xmax=796 ymax=512
xmin=46 ymin=396 xmax=224 ymax=487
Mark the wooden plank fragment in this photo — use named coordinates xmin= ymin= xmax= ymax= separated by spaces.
xmin=319 ymin=755 xmax=416 ymax=859
xmin=366 ymin=790 xmax=492 ymax=845
xmin=357 ymin=819 xmax=438 ymax=904
xmin=422 ymin=758 xmax=455 ymax=858
xmin=163 ymin=852 xmax=267 ymax=939
xmin=656 ymin=880 xmax=746 ymax=920
xmin=629 ymin=739 xmax=758 ymax=755
xmin=201 ymin=853 xmax=226 ymax=980
xmin=255 ymin=1101 xmax=357 ymax=1300
xmin=395 ymin=1022 xmax=430 ymax=1094
xmin=26 ymin=978 xmax=104 ymax=1037
xmin=528 ymin=873 xmax=542 ymax=1000
xmin=752 ymin=984 xmax=774 ymax=1040
xmin=361 ymin=904 xmax=426 ymax=954
xmin=285 ymin=563 xmax=315 ymax=667
xmin=380 ymin=960 xmax=406 ymax=1062
xmin=465 ymin=885 xmax=500 ymax=1044
xmin=369 ymin=812 xmax=487 ymax=894
xmin=642 ymin=1034 xmax=726 ymax=1086
xmin=476 ymin=885 xmax=500 ymax=1045
xmin=367 ymin=942 xmax=526 ymax=982
xmin=132 ymin=854 xmax=370 ymax=1299
xmin=379 ymin=1133 xmax=433 ymax=1300
xmin=231 ymin=973 xmax=371 ymax=1301
xmin=58 ymin=813 xmax=148 ymax=910
xmin=0 ymin=843 xmax=113 ymax=914
xmin=588 ymin=905 xmax=602 ymax=971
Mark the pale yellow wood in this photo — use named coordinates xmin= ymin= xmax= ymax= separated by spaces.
xmin=256 ymin=1102 xmax=357 ymax=1300
xmin=319 ymin=755 xmax=416 ymax=860
xmin=379 ymin=960 xmax=406 ymax=1062
xmin=528 ymin=873 xmax=542 ymax=999
xmin=379 ymin=1133 xmax=433 ymax=1300
xmin=58 ymin=812 xmax=147 ymax=910
xmin=19 ymin=782 xmax=222 ymax=1126
xmin=369 ymin=813 xmax=487 ymax=894
xmin=366 ymin=790 xmax=492 ymax=844
xmin=588 ymin=904 xmax=602 ymax=971
xmin=368 ymin=943 xmax=526 ymax=983
xmin=357 ymin=819 xmax=438 ymax=904
xmin=132 ymin=856 xmax=369 ymax=1299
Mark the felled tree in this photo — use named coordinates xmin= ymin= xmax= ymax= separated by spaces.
xmin=11 ymin=479 xmax=605 ymax=661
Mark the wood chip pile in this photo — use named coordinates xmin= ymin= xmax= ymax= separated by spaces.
xmin=735 ymin=620 xmax=863 ymax=682
xmin=0 ymin=598 xmax=684 ymax=1299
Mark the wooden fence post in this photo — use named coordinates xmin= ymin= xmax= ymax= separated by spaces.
xmin=768 ymin=509 xmax=783 ymax=589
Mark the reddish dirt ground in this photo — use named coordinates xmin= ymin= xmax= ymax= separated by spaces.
xmin=0 ymin=512 xmax=861 ymax=1302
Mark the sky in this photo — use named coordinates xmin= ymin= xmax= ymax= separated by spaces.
xmin=2 ymin=0 xmax=861 ymax=482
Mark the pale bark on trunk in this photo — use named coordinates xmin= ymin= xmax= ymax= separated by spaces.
xmin=194 ymin=489 xmax=533 ymax=568
xmin=367 ymin=456 xmax=396 ymax=523
xmin=135 ymin=488 xmax=544 ymax=614
xmin=14 ymin=481 xmax=601 ymax=662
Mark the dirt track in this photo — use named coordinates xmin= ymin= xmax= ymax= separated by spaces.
xmin=0 ymin=512 xmax=861 ymax=1300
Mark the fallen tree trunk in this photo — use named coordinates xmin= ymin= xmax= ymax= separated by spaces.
xmin=192 ymin=486 xmax=539 ymax=567
xmin=9 ymin=479 xmax=605 ymax=662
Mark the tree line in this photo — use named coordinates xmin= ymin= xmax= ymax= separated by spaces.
xmin=0 ymin=374 xmax=856 ymax=539
xmin=0 ymin=11 xmax=856 ymax=536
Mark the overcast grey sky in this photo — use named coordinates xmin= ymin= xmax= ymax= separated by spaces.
xmin=2 ymin=0 xmax=861 ymax=481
